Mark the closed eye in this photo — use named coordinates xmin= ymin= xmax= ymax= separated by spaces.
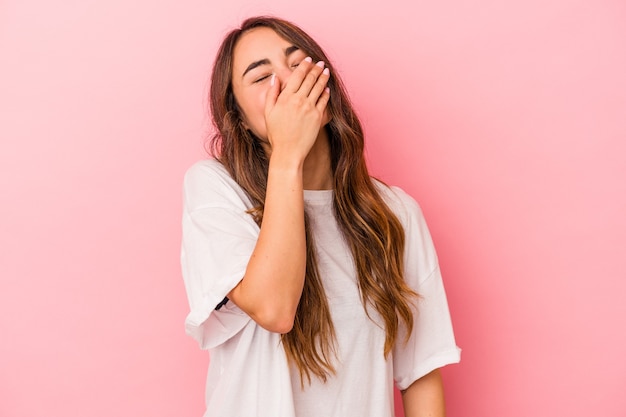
xmin=253 ymin=60 xmax=302 ymax=83
xmin=254 ymin=74 xmax=272 ymax=83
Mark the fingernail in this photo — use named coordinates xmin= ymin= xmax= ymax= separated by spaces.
xmin=316 ymin=60 xmax=325 ymax=68
xmin=325 ymin=87 xmax=330 ymax=94
xmin=270 ymin=74 xmax=275 ymax=86
xmin=304 ymin=56 xmax=312 ymax=63
xmin=323 ymin=68 xmax=330 ymax=76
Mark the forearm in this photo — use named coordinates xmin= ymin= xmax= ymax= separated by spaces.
xmin=401 ymin=369 xmax=446 ymax=417
xmin=229 ymin=154 xmax=306 ymax=333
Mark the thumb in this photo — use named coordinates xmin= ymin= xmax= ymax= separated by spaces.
xmin=264 ymin=74 xmax=280 ymax=115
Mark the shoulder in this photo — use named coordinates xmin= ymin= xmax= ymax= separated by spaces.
xmin=183 ymin=159 xmax=253 ymax=211
xmin=373 ymin=179 xmax=440 ymax=279
xmin=184 ymin=158 xmax=231 ymax=186
xmin=372 ymin=179 xmax=424 ymax=226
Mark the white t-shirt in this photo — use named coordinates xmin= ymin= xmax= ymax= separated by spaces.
xmin=181 ymin=159 xmax=461 ymax=417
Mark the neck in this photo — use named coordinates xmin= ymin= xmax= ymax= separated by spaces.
xmin=302 ymin=127 xmax=333 ymax=190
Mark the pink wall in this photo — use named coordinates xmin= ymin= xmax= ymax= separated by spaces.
xmin=1 ymin=1 xmax=625 ymax=416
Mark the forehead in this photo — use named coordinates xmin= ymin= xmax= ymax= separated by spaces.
xmin=232 ymin=27 xmax=293 ymax=69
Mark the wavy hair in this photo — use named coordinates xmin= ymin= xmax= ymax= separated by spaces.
xmin=208 ymin=16 xmax=417 ymax=386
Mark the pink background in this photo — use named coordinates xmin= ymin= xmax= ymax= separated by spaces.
xmin=1 ymin=0 xmax=625 ymax=416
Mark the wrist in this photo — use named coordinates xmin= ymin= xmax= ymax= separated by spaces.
xmin=268 ymin=150 xmax=306 ymax=173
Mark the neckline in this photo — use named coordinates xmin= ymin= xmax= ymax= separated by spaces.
xmin=303 ymin=189 xmax=333 ymax=204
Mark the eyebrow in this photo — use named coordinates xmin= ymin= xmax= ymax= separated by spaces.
xmin=241 ymin=45 xmax=300 ymax=78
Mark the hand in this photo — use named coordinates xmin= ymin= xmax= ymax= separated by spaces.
xmin=264 ymin=57 xmax=331 ymax=162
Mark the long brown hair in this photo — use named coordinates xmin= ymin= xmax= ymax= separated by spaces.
xmin=208 ymin=16 xmax=417 ymax=386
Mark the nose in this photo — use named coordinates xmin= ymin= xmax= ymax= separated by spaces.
xmin=274 ymin=66 xmax=294 ymax=91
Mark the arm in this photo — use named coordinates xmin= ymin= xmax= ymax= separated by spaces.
xmin=401 ymin=369 xmax=446 ymax=417
xmin=227 ymin=158 xmax=306 ymax=334
xmin=227 ymin=58 xmax=331 ymax=334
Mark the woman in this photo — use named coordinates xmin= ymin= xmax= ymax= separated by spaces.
xmin=181 ymin=16 xmax=460 ymax=417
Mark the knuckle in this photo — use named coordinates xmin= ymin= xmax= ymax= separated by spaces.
xmin=305 ymin=71 xmax=318 ymax=83
xmin=291 ymin=95 xmax=306 ymax=109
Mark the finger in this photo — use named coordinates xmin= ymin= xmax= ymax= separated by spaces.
xmin=315 ymin=87 xmax=331 ymax=114
xmin=283 ymin=56 xmax=313 ymax=93
xmin=264 ymin=74 xmax=280 ymax=116
xmin=296 ymin=60 xmax=326 ymax=97
xmin=306 ymin=67 xmax=330 ymax=103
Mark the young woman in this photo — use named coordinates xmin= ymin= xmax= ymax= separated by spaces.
xmin=181 ymin=16 xmax=460 ymax=417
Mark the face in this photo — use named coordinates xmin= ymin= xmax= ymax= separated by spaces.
xmin=231 ymin=27 xmax=309 ymax=141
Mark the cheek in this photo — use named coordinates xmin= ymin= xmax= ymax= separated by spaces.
xmin=242 ymin=90 xmax=270 ymax=136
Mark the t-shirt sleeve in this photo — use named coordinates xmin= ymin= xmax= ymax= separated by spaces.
xmin=180 ymin=160 xmax=259 ymax=350
xmin=389 ymin=187 xmax=461 ymax=390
